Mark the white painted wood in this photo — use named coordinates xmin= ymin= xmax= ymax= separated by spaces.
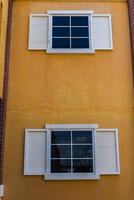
xmin=45 ymin=174 xmax=99 ymax=180
xmin=24 ymin=129 xmax=46 ymax=175
xmin=92 ymin=14 xmax=113 ymax=50
xmin=48 ymin=14 xmax=52 ymax=51
xmin=28 ymin=14 xmax=48 ymax=50
xmin=46 ymin=49 xmax=95 ymax=54
xmin=96 ymin=129 xmax=120 ymax=175
xmin=90 ymin=14 xmax=94 ymax=50
xmin=45 ymin=124 xmax=98 ymax=129
xmin=0 ymin=185 xmax=4 ymax=197
xmin=47 ymin=10 xmax=94 ymax=15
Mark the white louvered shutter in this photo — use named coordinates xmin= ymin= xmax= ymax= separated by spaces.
xmin=24 ymin=129 xmax=46 ymax=175
xmin=96 ymin=129 xmax=120 ymax=175
xmin=92 ymin=14 xmax=113 ymax=50
xmin=28 ymin=14 xmax=48 ymax=50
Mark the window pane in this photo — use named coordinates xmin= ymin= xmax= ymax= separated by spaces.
xmin=71 ymin=16 xmax=88 ymax=26
xmin=51 ymin=145 xmax=71 ymax=158
xmin=73 ymin=145 xmax=93 ymax=158
xmin=51 ymin=159 xmax=71 ymax=173
xmin=71 ymin=38 xmax=89 ymax=48
xmin=71 ymin=27 xmax=89 ymax=37
xmin=51 ymin=131 xmax=71 ymax=144
xmin=53 ymin=16 xmax=70 ymax=26
xmin=72 ymin=131 xmax=92 ymax=143
xmin=73 ymin=159 xmax=93 ymax=173
xmin=53 ymin=27 xmax=70 ymax=37
xmin=52 ymin=38 xmax=70 ymax=48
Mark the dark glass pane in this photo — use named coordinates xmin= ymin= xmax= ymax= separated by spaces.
xmin=71 ymin=38 xmax=89 ymax=48
xmin=71 ymin=16 xmax=88 ymax=26
xmin=73 ymin=159 xmax=93 ymax=173
xmin=53 ymin=16 xmax=70 ymax=26
xmin=73 ymin=145 xmax=93 ymax=158
xmin=72 ymin=131 xmax=92 ymax=143
xmin=53 ymin=27 xmax=70 ymax=37
xmin=52 ymin=38 xmax=70 ymax=48
xmin=71 ymin=27 xmax=89 ymax=37
xmin=51 ymin=131 xmax=71 ymax=144
xmin=51 ymin=145 xmax=71 ymax=158
xmin=51 ymin=159 xmax=71 ymax=173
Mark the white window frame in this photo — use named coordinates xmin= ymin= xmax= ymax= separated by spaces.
xmin=46 ymin=10 xmax=95 ymax=54
xmin=45 ymin=124 xmax=99 ymax=180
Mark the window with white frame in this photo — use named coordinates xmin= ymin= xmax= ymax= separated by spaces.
xmin=46 ymin=129 xmax=98 ymax=180
xmin=24 ymin=124 xmax=120 ymax=180
xmin=49 ymin=13 xmax=93 ymax=53
xmin=28 ymin=11 xmax=113 ymax=53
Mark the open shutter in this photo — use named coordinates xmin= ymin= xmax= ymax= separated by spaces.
xmin=24 ymin=129 xmax=46 ymax=175
xmin=28 ymin=14 xmax=48 ymax=50
xmin=92 ymin=14 xmax=113 ymax=50
xmin=96 ymin=129 xmax=120 ymax=175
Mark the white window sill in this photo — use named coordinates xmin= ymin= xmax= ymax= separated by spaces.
xmin=46 ymin=49 xmax=95 ymax=54
xmin=45 ymin=173 xmax=100 ymax=180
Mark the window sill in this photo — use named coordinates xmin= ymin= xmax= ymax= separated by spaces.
xmin=46 ymin=49 xmax=95 ymax=54
xmin=45 ymin=173 xmax=100 ymax=180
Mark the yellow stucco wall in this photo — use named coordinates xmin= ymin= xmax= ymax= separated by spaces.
xmin=3 ymin=1 xmax=134 ymax=200
xmin=0 ymin=0 xmax=8 ymax=97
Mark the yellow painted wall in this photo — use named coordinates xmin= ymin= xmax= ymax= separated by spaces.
xmin=14 ymin=0 xmax=127 ymax=2
xmin=0 ymin=0 xmax=8 ymax=97
xmin=3 ymin=1 xmax=134 ymax=200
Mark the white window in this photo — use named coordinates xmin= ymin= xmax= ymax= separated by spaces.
xmin=28 ymin=11 xmax=113 ymax=53
xmin=24 ymin=124 xmax=120 ymax=180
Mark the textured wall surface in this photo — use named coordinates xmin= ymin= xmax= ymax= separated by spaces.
xmin=2 ymin=1 xmax=134 ymax=200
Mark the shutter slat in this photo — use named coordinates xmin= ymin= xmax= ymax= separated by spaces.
xmin=92 ymin=14 xmax=113 ymax=50
xmin=28 ymin=15 xmax=48 ymax=50
xmin=24 ymin=129 xmax=46 ymax=175
xmin=96 ymin=129 xmax=120 ymax=175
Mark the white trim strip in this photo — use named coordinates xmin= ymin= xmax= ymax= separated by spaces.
xmin=30 ymin=14 xmax=49 ymax=17
xmin=45 ymin=124 xmax=98 ymax=129
xmin=47 ymin=10 xmax=94 ymax=15
xmin=25 ymin=129 xmax=47 ymax=132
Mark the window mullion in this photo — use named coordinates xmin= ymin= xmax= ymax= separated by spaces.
xmin=71 ymin=130 xmax=73 ymax=173
xmin=70 ymin=16 xmax=71 ymax=48
xmin=92 ymin=130 xmax=96 ymax=174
